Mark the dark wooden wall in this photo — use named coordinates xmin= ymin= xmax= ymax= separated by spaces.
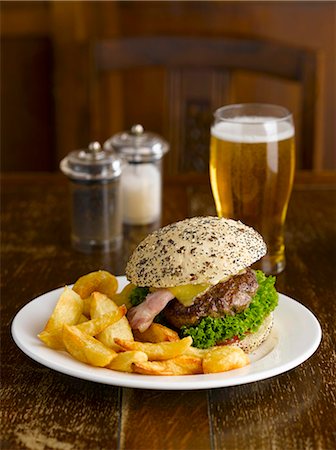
xmin=1 ymin=1 xmax=335 ymax=172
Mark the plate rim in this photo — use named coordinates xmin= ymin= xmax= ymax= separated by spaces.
xmin=11 ymin=276 xmax=322 ymax=390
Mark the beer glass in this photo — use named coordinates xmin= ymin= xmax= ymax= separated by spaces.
xmin=210 ymin=103 xmax=295 ymax=274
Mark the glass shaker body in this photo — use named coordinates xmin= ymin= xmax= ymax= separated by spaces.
xmin=121 ymin=159 xmax=162 ymax=226
xmin=69 ymin=178 xmax=122 ymax=253
xmin=104 ymin=125 xmax=169 ymax=227
xmin=60 ymin=142 xmax=123 ymax=253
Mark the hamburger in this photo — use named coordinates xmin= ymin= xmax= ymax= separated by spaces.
xmin=125 ymin=216 xmax=278 ymax=351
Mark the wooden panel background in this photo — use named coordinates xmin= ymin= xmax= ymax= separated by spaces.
xmin=1 ymin=1 xmax=335 ymax=171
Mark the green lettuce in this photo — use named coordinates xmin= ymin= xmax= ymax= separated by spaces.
xmin=181 ymin=270 xmax=278 ymax=349
xmin=129 ymin=287 xmax=150 ymax=307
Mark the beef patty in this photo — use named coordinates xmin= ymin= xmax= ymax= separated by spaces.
xmin=163 ymin=268 xmax=259 ymax=328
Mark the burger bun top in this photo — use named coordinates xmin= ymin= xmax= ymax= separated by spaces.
xmin=126 ymin=216 xmax=266 ymax=288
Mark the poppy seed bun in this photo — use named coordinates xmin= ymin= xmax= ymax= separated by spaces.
xmin=126 ymin=216 xmax=267 ymax=288
xmin=232 ymin=313 xmax=274 ymax=353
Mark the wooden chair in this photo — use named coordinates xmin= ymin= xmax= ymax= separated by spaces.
xmin=89 ymin=36 xmax=320 ymax=173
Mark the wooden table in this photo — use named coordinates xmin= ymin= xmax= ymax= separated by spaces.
xmin=1 ymin=172 xmax=335 ymax=450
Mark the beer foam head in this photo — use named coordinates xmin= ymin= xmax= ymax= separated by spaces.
xmin=211 ymin=116 xmax=294 ymax=143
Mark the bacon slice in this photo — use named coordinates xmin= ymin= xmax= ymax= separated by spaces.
xmin=127 ymin=289 xmax=175 ymax=332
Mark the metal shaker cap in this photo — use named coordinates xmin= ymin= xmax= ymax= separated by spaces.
xmin=60 ymin=141 xmax=122 ymax=181
xmin=104 ymin=124 xmax=169 ymax=163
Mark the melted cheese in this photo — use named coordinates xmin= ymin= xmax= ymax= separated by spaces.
xmin=167 ymin=283 xmax=210 ymax=306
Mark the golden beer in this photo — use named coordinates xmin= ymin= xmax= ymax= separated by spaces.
xmin=210 ymin=109 xmax=295 ymax=274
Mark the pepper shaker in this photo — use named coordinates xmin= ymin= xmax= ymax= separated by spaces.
xmin=60 ymin=141 xmax=123 ymax=253
xmin=104 ymin=125 xmax=169 ymax=227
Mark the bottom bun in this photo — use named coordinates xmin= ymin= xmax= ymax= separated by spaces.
xmin=231 ymin=313 xmax=274 ymax=353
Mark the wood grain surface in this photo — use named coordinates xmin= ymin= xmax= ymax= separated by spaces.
xmin=1 ymin=172 xmax=335 ymax=450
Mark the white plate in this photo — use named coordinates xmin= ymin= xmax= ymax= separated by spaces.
xmin=11 ymin=276 xmax=322 ymax=390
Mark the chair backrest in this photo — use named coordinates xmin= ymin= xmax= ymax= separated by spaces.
xmin=90 ymin=36 xmax=320 ymax=173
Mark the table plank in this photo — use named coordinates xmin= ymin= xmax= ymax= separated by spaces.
xmin=120 ymin=389 xmax=211 ymax=450
xmin=1 ymin=353 xmax=121 ymax=450
xmin=209 ymin=365 xmax=333 ymax=450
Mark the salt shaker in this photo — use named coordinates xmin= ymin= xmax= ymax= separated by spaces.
xmin=104 ymin=125 xmax=169 ymax=226
xmin=60 ymin=141 xmax=123 ymax=253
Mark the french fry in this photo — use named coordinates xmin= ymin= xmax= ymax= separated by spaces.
xmin=133 ymin=355 xmax=203 ymax=376
xmin=82 ymin=297 xmax=91 ymax=317
xmin=133 ymin=323 xmax=180 ymax=343
xmin=42 ymin=287 xmax=83 ymax=333
xmin=75 ymin=307 xmax=127 ymax=336
xmin=105 ymin=351 xmax=148 ymax=372
xmin=96 ymin=318 xmax=133 ymax=352
xmin=90 ymin=292 xmax=133 ymax=351
xmin=114 ymin=336 xmax=193 ymax=361
xmin=38 ymin=309 xmax=126 ymax=350
xmin=202 ymin=346 xmax=250 ymax=374
xmin=78 ymin=314 xmax=89 ymax=324
xmin=38 ymin=328 xmax=65 ymax=350
xmin=62 ymin=325 xmax=116 ymax=367
xmin=90 ymin=291 xmax=118 ymax=316
xmin=72 ymin=270 xmax=118 ymax=299
xmin=185 ymin=346 xmax=209 ymax=359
